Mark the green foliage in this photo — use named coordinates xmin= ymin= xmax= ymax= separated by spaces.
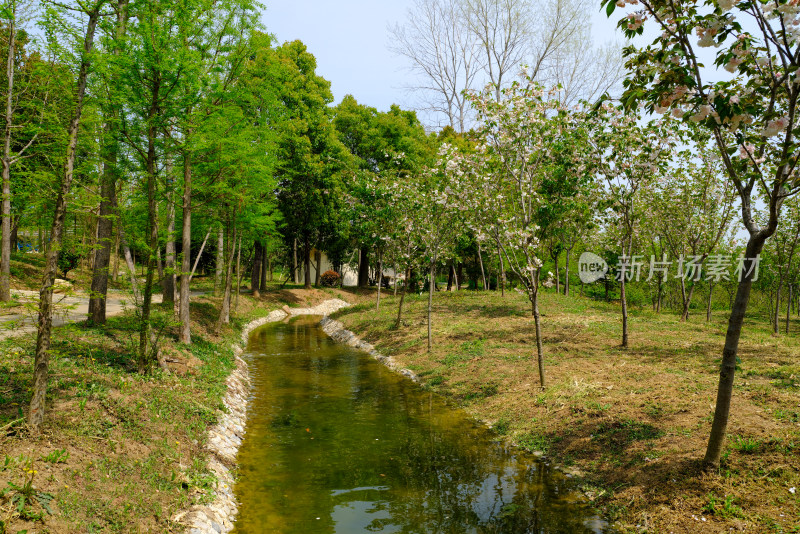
xmin=56 ymin=247 xmax=80 ymax=279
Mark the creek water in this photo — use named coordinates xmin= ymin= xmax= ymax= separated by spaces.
xmin=233 ymin=317 xmax=610 ymax=533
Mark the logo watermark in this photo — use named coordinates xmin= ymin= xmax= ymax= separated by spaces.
xmin=579 ymin=253 xmax=761 ymax=283
xmin=578 ymin=252 xmax=609 ymax=283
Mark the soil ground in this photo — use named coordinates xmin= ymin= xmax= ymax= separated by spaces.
xmin=332 ymin=287 xmax=800 ymax=534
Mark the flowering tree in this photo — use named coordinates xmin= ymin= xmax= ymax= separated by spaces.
xmin=645 ymin=134 xmax=737 ymax=321
xmin=416 ymin=143 xmax=468 ymax=351
xmin=387 ymin=176 xmax=426 ymax=327
xmin=466 ymin=80 xmax=568 ymax=389
xmin=604 ymin=0 xmax=800 ymax=468
xmin=589 ymin=105 xmax=675 ymax=348
xmin=762 ymin=196 xmax=800 ymax=334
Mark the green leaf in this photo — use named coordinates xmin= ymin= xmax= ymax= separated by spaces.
xmin=605 ymin=0 xmax=616 ymax=17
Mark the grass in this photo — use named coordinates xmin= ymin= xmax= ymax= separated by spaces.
xmin=332 ymin=287 xmax=800 ymax=533
xmin=0 ymin=279 xmax=350 ymax=533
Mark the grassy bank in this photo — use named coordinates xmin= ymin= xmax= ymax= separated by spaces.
xmin=332 ymin=289 xmax=800 ymax=534
xmin=0 ymin=284 xmax=351 ymax=533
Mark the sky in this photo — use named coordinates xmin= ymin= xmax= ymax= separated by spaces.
xmin=260 ymin=1 xmax=625 ymax=115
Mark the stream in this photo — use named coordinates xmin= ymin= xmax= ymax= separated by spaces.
xmin=232 ymin=316 xmax=611 ymax=533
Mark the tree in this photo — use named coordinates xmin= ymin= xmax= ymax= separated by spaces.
xmin=87 ymin=0 xmax=129 ymax=324
xmin=390 ymin=0 xmax=483 ymax=131
xmin=466 ymin=79 xmax=572 ymax=388
xmin=764 ymin=198 xmax=800 ymax=335
xmin=29 ymin=0 xmax=108 ymax=434
xmin=333 ymin=95 xmax=434 ymax=301
xmin=461 ymin=0 xmax=530 ymax=101
xmin=274 ymin=41 xmax=348 ymax=290
xmin=390 ymin=0 xmax=624 ymax=128
xmin=415 ymin=143 xmax=467 ymax=351
xmin=589 ymin=105 xmax=675 ymax=348
xmin=605 ymin=0 xmax=800 ymax=469
xmin=645 ymin=135 xmax=736 ymax=321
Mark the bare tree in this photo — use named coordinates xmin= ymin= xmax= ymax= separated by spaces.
xmin=550 ymin=34 xmax=624 ymax=106
xmin=389 ymin=0 xmax=484 ymax=131
xmin=390 ymin=0 xmax=623 ymax=129
xmin=461 ymin=0 xmax=530 ymax=101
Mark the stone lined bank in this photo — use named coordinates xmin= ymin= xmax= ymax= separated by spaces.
xmin=319 ymin=316 xmax=420 ymax=383
xmin=173 ymin=299 xmax=350 ymax=534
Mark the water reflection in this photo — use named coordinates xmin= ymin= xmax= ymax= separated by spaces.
xmin=233 ymin=317 xmax=610 ymax=533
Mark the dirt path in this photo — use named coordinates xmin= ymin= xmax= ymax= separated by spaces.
xmin=0 ymin=290 xmax=173 ymax=339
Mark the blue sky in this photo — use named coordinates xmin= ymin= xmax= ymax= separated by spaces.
xmin=260 ymin=1 xmax=624 ymax=114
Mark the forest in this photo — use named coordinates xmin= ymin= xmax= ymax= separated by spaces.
xmin=0 ymin=0 xmax=799 ymax=532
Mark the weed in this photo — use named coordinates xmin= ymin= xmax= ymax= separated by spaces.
xmin=517 ymin=432 xmax=553 ymax=454
xmin=428 ymin=375 xmax=444 ymax=386
xmin=40 ymin=449 xmax=69 ymax=464
xmin=2 ymin=459 xmax=54 ymax=522
xmin=702 ymin=493 xmax=744 ymax=519
xmin=492 ymin=417 xmax=510 ymax=435
xmin=732 ymin=436 xmax=762 ymax=454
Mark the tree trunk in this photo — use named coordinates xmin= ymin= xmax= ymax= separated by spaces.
xmin=478 ymin=241 xmax=487 ymax=291
xmin=427 ymin=261 xmax=435 ymax=351
xmin=112 ymin=221 xmax=120 ymax=282
xmin=621 ymin=274 xmax=629 ymax=348
xmin=29 ymin=8 xmax=99 ymax=434
xmin=163 ymin=188 xmax=176 ymax=304
xmin=138 ymin=79 xmax=161 ymax=373
xmin=87 ymin=127 xmax=119 ymax=324
xmin=218 ymin=217 xmax=236 ymax=327
xmin=250 ymin=240 xmax=262 ymax=297
xmin=786 ymin=283 xmax=792 ymax=335
xmin=707 ymin=281 xmax=714 ymax=322
xmin=358 ymin=245 xmax=370 ymax=287
xmin=214 ymin=226 xmax=223 ymax=296
xmin=679 ymin=277 xmax=688 ymax=321
xmin=314 ymin=248 xmax=322 ymax=287
xmin=553 ymin=252 xmax=560 ymax=295
xmin=261 ymin=244 xmax=268 ymax=287
xmin=234 ymin=236 xmax=241 ymax=312
xmin=446 ymin=262 xmax=454 ymax=291
xmin=682 ymin=282 xmax=696 ymax=322
xmin=496 ymin=237 xmax=505 ymax=297
xmin=376 ymin=250 xmax=383 ymax=310
xmin=704 ymin=236 xmax=766 ymax=470
xmin=456 ymin=262 xmax=463 ymax=291
xmin=656 ymin=276 xmax=663 ymax=313
xmin=774 ymin=273 xmax=783 ymax=335
xmin=396 ymin=265 xmax=409 ymax=328
xmin=0 ymin=12 xmax=14 ymax=303
xmin=120 ymin=228 xmax=141 ymax=304
xmin=292 ymin=237 xmax=298 ymax=283
xmin=303 ymin=238 xmax=312 ymax=289
xmin=178 ymin=142 xmax=192 ymax=345
xmin=189 ymin=227 xmax=210 ymax=281
xmin=565 ymin=248 xmax=571 ymax=296
xmin=531 ymin=271 xmax=545 ymax=389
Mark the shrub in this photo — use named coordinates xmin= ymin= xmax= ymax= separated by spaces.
xmin=320 ymin=270 xmax=341 ymax=287
xmin=57 ymin=248 xmax=81 ymax=279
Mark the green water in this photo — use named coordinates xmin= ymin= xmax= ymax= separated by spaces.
xmin=233 ymin=317 xmax=610 ymax=534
